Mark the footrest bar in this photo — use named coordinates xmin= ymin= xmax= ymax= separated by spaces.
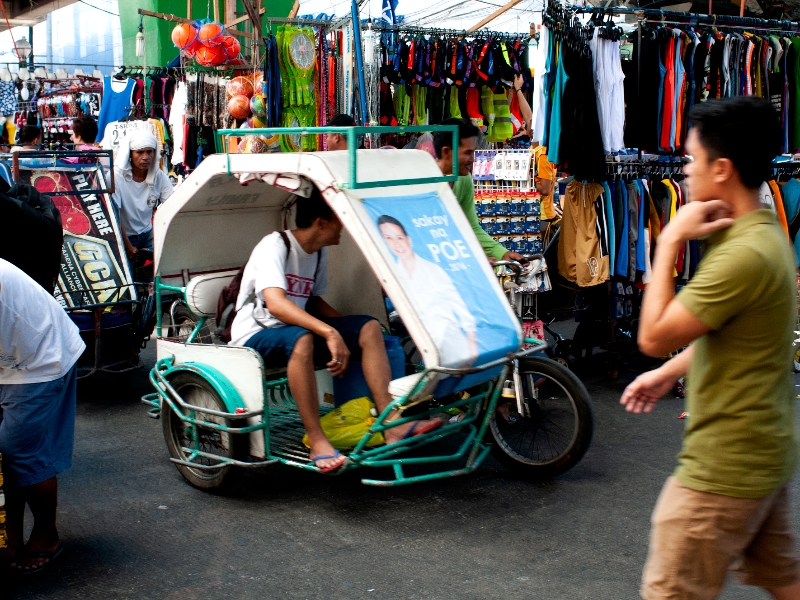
xmin=360 ymin=444 xmax=492 ymax=487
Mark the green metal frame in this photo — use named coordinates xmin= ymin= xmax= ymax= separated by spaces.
xmin=144 ymin=273 xmax=546 ymax=486
xmin=214 ymin=125 xmax=459 ymax=189
xmin=143 ymin=351 xmax=513 ymax=485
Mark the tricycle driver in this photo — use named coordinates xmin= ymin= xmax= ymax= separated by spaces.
xmin=229 ymin=186 xmax=442 ymax=473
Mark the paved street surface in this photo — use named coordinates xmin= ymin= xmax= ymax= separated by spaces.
xmin=4 ymin=342 xmax=799 ymax=600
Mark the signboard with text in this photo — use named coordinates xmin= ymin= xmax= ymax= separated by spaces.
xmin=17 ymin=165 xmax=135 ymax=308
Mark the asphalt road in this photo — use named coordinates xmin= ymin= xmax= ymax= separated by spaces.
xmin=4 ymin=343 xmax=799 ymax=600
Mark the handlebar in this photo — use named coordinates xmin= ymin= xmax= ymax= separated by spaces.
xmin=495 ymin=253 xmax=545 ymax=285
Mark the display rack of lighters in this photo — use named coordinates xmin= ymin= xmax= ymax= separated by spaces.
xmin=473 ymin=149 xmax=542 ymax=255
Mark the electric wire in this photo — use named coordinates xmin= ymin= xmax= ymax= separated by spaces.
xmin=77 ymin=0 xmax=120 ymax=16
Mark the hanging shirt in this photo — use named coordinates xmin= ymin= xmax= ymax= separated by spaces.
xmin=542 ymin=36 xmax=558 ymax=148
xmin=531 ymin=25 xmax=550 ymax=143
xmin=787 ymin=38 xmax=800 ymax=151
xmin=660 ymin=35 xmax=677 ymax=151
xmin=670 ymin=33 xmax=685 ymax=151
xmin=626 ymin=181 xmax=639 ymax=280
xmin=780 ymin=178 xmax=800 ymax=225
xmin=534 ymin=146 xmax=557 ymax=220
xmin=547 ymin=42 xmax=569 ymax=165
xmin=615 ymin=182 xmax=630 ymax=278
xmin=96 ymin=76 xmax=136 ymax=143
xmin=635 ymin=180 xmax=647 ymax=273
xmin=602 ymin=181 xmax=616 ymax=271
xmin=169 ymin=81 xmax=188 ymax=166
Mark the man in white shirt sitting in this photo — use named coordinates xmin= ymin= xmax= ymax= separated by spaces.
xmin=111 ymin=130 xmax=173 ymax=259
xmin=229 ymin=186 xmax=441 ymax=473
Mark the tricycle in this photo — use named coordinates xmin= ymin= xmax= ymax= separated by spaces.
xmin=142 ymin=126 xmax=593 ymax=488
xmin=1 ymin=149 xmax=161 ymax=377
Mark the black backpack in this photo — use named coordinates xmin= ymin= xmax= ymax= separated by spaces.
xmin=0 ymin=184 xmax=63 ymax=293
xmin=215 ymin=231 xmax=320 ymax=343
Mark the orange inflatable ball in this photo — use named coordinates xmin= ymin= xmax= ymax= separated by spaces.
xmin=198 ymin=21 xmax=224 ymax=46
xmin=195 ymin=43 xmax=227 ymax=66
xmin=228 ymin=94 xmax=251 ymax=120
xmin=221 ymin=35 xmax=240 ymax=60
xmin=226 ymin=76 xmax=254 ymax=99
xmin=251 ymin=72 xmax=264 ymax=94
xmin=171 ymin=23 xmax=198 ymax=49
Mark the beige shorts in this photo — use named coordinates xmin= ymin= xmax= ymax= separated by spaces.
xmin=642 ymin=476 xmax=800 ymax=599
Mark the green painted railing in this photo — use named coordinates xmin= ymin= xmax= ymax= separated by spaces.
xmin=214 ymin=125 xmax=459 ymax=190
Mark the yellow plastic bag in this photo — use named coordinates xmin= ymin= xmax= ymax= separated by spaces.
xmin=303 ymin=397 xmax=385 ymax=450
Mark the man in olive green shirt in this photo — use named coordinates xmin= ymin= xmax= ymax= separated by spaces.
xmin=621 ymin=97 xmax=800 ymax=599
xmin=432 ymin=118 xmax=524 ymax=264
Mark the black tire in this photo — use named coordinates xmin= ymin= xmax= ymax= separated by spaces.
xmin=488 ymin=357 xmax=593 ymax=478
xmin=167 ymin=304 xmax=213 ymax=344
xmin=162 ymin=372 xmax=248 ymax=491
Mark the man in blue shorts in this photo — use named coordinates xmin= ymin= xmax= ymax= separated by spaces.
xmin=229 ymin=186 xmax=441 ymax=473
xmin=0 ymin=258 xmax=85 ymax=575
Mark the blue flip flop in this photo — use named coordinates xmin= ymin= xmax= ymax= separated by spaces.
xmin=310 ymin=449 xmax=345 ymax=473
xmin=15 ymin=544 xmax=64 ymax=576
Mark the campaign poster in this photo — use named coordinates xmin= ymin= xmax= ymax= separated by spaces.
xmin=18 ymin=165 xmax=135 ymax=308
xmin=362 ymin=191 xmax=519 ymax=380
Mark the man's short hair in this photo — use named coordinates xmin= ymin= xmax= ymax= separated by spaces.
xmin=72 ymin=117 xmax=98 ymax=144
xmin=328 ymin=114 xmax=356 ymax=127
xmin=18 ymin=125 xmax=41 ymax=145
xmin=688 ymin=97 xmax=781 ymax=189
xmin=433 ymin=118 xmax=479 ymax=159
xmin=377 ymin=214 xmax=407 ymax=234
xmin=295 ymin=185 xmax=334 ymax=228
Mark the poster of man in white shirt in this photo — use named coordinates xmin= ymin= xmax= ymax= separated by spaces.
xmin=377 ymin=214 xmax=479 ymax=368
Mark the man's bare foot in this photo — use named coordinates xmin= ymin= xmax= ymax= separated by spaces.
xmin=308 ymin=440 xmax=346 ymax=473
xmin=384 ymin=417 xmax=444 ymax=445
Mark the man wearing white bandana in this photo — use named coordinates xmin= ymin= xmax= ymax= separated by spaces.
xmin=111 ymin=130 xmax=173 ymax=258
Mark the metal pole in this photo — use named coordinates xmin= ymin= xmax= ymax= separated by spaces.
xmin=351 ymin=0 xmax=368 ymax=126
xmin=637 ymin=18 xmax=642 ymax=162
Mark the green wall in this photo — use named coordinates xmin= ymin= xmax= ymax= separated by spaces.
xmin=118 ymin=0 xmax=295 ymax=67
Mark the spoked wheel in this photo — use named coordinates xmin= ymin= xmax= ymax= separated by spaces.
xmin=167 ymin=304 xmax=213 ymax=344
xmin=489 ymin=357 xmax=593 ymax=478
xmin=162 ymin=372 xmax=247 ymax=491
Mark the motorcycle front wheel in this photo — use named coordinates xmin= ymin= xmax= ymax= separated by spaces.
xmin=488 ymin=357 xmax=593 ymax=478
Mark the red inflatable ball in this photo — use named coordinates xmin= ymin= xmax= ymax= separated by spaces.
xmin=183 ymin=37 xmax=202 ymax=58
xmin=171 ymin=23 xmax=198 ymax=49
xmin=228 ymin=94 xmax=251 ymax=120
xmin=221 ymin=35 xmax=240 ymax=60
xmin=226 ymin=76 xmax=254 ymax=98
xmin=198 ymin=21 xmax=224 ymax=46
xmin=195 ymin=43 xmax=227 ymax=66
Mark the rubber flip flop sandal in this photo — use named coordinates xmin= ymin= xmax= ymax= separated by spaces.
xmin=310 ymin=450 xmax=345 ymax=474
xmin=403 ymin=419 xmax=444 ymax=440
xmin=16 ymin=544 xmax=64 ymax=576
